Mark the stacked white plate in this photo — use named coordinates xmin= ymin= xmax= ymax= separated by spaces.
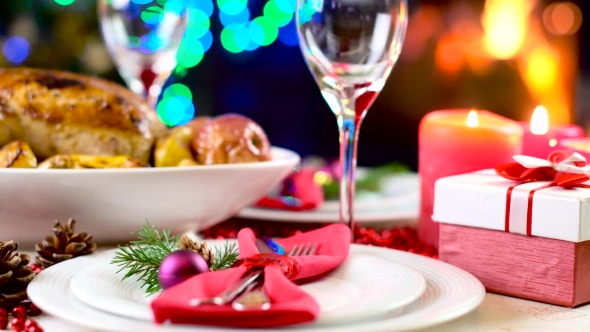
xmin=28 ymin=240 xmax=485 ymax=332
xmin=238 ymin=173 xmax=420 ymax=224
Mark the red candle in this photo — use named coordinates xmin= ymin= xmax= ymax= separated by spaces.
xmin=558 ymin=138 xmax=590 ymax=160
xmin=419 ymin=110 xmax=523 ymax=248
xmin=518 ymin=106 xmax=584 ymax=159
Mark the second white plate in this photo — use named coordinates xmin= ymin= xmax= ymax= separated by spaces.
xmin=69 ymin=250 xmax=426 ymax=324
xmin=237 ymin=174 xmax=419 ymax=223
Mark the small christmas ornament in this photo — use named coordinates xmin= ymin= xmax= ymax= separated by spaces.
xmin=178 ymin=235 xmax=215 ymax=270
xmin=0 ymin=241 xmax=36 ymax=309
xmin=158 ymin=250 xmax=209 ymax=290
xmin=35 ymin=219 xmax=97 ymax=268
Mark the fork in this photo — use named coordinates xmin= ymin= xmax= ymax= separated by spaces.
xmin=189 ymin=242 xmax=317 ymax=307
xmin=232 ymin=242 xmax=317 ymax=311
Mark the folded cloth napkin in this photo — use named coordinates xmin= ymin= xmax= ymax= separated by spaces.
xmin=255 ymin=167 xmax=324 ymax=211
xmin=151 ymin=224 xmax=351 ymax=327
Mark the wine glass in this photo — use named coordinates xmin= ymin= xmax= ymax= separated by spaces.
xmin=97 ymin=0 xmax=189 ymax=107
xmin=296 ymin=0 xmax=408 ymax=237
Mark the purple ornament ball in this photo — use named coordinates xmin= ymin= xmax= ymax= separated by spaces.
xmin=158 ymin=250 xmax=209 ymax=290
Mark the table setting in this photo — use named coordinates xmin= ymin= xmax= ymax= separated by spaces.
xmin=2 ymin=0 xmax=590 ymax=331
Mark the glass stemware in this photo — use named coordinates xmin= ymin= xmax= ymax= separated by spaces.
xmin=97 ymin=0 xmax=189 ymax=107
xmin=296 ymin=0 xmax=408 ymax=236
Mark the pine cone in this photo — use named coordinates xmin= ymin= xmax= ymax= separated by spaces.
xmin=178 ymin=235 xmax=215 ymax=269
xmin=0 ymin=241 xmax=36 ymax=308
xmin=35 ymin=219 xmax=97 ymax=268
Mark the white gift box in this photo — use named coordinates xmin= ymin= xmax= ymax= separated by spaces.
xmin=432 ymin=169 xmax=590 ymax=242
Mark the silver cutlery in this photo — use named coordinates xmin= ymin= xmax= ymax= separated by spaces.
xmin=189 ymin=242 xmax=317 ymax=308
xmin=232 ymin=242 xmax=317 ymax=311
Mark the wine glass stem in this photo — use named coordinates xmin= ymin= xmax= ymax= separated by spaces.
xmin=338 ymin=113 xmax=361 ymax=240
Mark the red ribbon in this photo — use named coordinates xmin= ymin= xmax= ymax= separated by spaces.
xmin=495 ymin=150 xmax=590 ymax=235
xmin=232 ymin=253 xmax=299 ymax=280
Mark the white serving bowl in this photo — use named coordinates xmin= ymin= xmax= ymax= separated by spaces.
xmin=0 ymin=147 xmax=299 ymax=248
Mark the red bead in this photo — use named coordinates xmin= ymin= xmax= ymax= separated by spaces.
xmin=0 ymin=315 xmax=7 ymax=330
xmin=27 ymin=303 xmax=41 ymax=317
xmin=12 ymin=305 xmax=27 ymax=319
xmin=11 ymin=317 xmax=25 ymax=331
xmin=24 ymin=319 xmax=37 ymax=328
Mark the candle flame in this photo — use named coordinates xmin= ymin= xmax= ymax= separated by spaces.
xmin=530 ymin=105 xmax=549 ymax=135
xmin=466 ymin=110 xmax=478 ymax=128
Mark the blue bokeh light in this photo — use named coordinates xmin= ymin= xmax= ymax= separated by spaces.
xmin=190 ymin=0 xmax=214 ymax=17
xmin=199 ymin=30 xmax=213 ymax=52
xmin=139 ymin=32 xmax=166 ymax=54
xmin=278 ymin=19 xmax=299 ymax=46
xmin=131 ymin=0 xmax=153 ymax=4
xmin=219 ymin=7 xmax=250 ymax=27
xmin=3 ymin=36 xmax=30 ymax=65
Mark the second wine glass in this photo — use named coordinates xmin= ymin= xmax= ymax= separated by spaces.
xmin=296 ymin=0 xmax=408 ymax=237
xmin=98 ymin=0 xmax=189 ymax=107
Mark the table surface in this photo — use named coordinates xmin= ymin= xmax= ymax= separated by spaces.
xmin=33 ymin=289 xmax=590 ymax=331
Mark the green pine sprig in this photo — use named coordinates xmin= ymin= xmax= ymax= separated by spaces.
xmin=111 ymin=221 xmax=179 ymax=295
xmin=111 ymin=221 xmax=240 ymax=295
xmin=211 ymin=242 xmax=240 ymax=271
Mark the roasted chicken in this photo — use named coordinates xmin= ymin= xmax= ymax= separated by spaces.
xmin=0 ymin=68 xmax=167 ymax=163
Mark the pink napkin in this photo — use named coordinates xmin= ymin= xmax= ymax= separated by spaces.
xmin=151 ymin=224 xmax=351 ymax=327
xmin=255 ymin=167 xmax=324 ymax=211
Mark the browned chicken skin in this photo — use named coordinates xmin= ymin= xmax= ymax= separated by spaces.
xmin=0 ymin=68 xmax=167 ymax=163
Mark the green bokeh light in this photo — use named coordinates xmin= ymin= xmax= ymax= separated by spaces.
xmin=221 ymin=26 xmax=245 ymax=53
xmin=217 ymin=0 xmax=248 ymax=15
xmin=186 ymin=10 xmax=210 ymax=38
xmin=263 ymin=0 xmax=293 ymax=27
xmin=127 ymin=36 xmax=141 ymax=48
xmin=163 ymin=83 xmax=193 ymax=100
xmin=176 ymin=39 xmax=204 ymax=67
xmin=55 ymin=0 xmax=75 ymax=5
xmin=141 ymin=6 xmax=164 ymax=25
xmin=274 ymin=0 xmax=295 ymax=14
xmin=250 ymin=17 xmax=278 ymax=46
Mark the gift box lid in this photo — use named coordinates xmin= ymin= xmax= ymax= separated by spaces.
xmin=432 ymin=169 xmax=590 ymax=242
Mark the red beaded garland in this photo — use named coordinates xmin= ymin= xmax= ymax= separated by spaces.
xmin=203 ymin=218 xmax=438 ymax=258
xmin=11 ymin=317 xmax=25 ymax=331
xmin=28 ymin=264 xmax=43 ymax=275
xmin=0 ymin=308 xmax=7 ymax=330
xmin=27 ymin=303 xmax=41 ymax=317
xmin=24 ymin=319 xmax=43 ymax=332
xmin=12 ymin=306 xmax=27 ymax=319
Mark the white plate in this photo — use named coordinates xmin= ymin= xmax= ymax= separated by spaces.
xmin=0 ymin=147 xmax=299 ymax=248
xmin=237 ymin=174 xmax=419 ymax=223
xmin=28 ymin=241 xmax=485 ymax=332
xmin=69 ymin=250 xmax=426 ymax=323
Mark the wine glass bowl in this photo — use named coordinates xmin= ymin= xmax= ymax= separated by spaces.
xmin=296 ymin=0 xmax=408 ymax=235
xmin=97 ymin=0 xmax=189 ymax=107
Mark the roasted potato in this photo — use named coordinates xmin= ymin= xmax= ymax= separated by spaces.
xmin=38 ymin=154 xmax=146 ymax=169
xmin=154 ymin=126 xmax=198 ymax=167
xmin=0 ymin=141 xmax=37 ymax=168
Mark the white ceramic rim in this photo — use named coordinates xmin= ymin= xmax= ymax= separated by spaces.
xmin=0 ymin=146 xmax=300 ymax=174
xmin=28 ymin=241 xmax=485 ymax=332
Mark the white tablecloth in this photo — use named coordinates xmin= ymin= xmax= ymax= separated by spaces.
xmin=34 ymin=292 xmax=590 ymax=332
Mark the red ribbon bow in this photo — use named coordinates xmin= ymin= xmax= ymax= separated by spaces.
xmin=495 ymin=150 xmax=589 ymax=187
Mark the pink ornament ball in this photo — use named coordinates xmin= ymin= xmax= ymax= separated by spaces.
xmin=158 ymin=250 xmax=209 ymax=290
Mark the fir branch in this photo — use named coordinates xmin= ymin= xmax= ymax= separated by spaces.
xmin=111 ymin=221 xmax=179 ymax=295
xmin=211 ymin=241 xmax=240 ymax=271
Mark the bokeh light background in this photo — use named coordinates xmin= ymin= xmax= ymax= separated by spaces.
xmin=0 ymin=0 xmax=589 ymax=170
